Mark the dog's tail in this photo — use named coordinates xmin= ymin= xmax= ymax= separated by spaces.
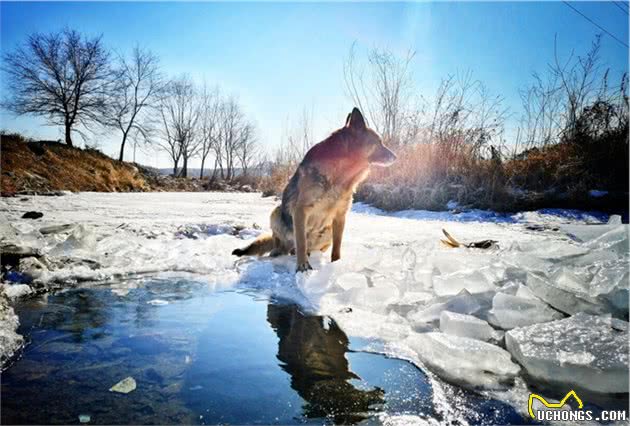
xmin=232 ymin=234 xmax=274 ymax=257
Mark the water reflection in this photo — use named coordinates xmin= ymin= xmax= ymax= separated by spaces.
xmin=267 ymin=303 xmax=384 ymax=424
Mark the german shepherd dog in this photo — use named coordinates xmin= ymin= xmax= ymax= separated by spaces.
xmin=232 ymin=108 xmax=396 ymax=272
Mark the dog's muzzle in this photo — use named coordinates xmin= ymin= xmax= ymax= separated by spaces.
xmin=369 ymin=146 xmax=397 ymax=167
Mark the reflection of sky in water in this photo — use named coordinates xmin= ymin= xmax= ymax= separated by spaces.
xmin=2 ymin=277 xmax=528 ymax=425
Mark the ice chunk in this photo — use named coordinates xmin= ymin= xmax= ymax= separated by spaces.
xmin=561 ymin=224 xmax=616 ymax=244
xmin=506 ymin=313 xmax=629 ymax=393
xmin=341 ymin=285 xmax=400 ymax=314
xmin=335 ymin=272 xmax=368 ymax=291
xmin=608 ymin=215 xmax=622 ymax=225
xmin=550 ymin=267 xmax=590 ymax=294
xmin=406 ymin=332 xmax=520 ymax=389
xmin=408 ymin=290 xmax=482 ymax=325
xmin=515 ymin=284 xmax=537 ymax=299
xmin=525 ymin=272 xmax=609 ymax=315
xmin=439 ymin=311 xmax=495 ymax=342
xmin=585 ymin=225 xmax=629 ymax=255
xmin=0 ymin=292 xmax=24 ymax=365
xmin=488 ymin=292 xmax=564 ymax=330
xmin=497 ymin=281 xmax=519 ymax=295
xmin=2 ymin=284 xmax=33 ymax=300
xmin=433 ymin=269 xmax=495 ymax=296
xmin=19 ymin=257 xmax=49 ymax=282
xmin=589 ymin=265 xmax=629 ymax=313
xmin=611 ymin=317 xmax=629 ymax=332
xmin=50 ymin=224 xmax=97 ymax=256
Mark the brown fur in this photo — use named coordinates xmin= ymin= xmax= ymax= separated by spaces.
xmin=232 ymin=108 xmax=396 ymax=272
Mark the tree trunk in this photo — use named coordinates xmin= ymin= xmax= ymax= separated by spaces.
xmin=181 ymin=156 xmax=188 ymax=178
xmin=118 ymin=132 xmax=128 ymax=162
xmin=65 ymin=123 xmax=73 ymax=147
xmin=211 ymin=157 xmax=218 ymax=182
xmin=200 ymin=157 xmax=206 ymax=179
xmin=173 ymin=160 xmax=179 ymax=177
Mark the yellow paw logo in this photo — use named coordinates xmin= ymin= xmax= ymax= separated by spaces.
xmin=528 ymin=390 xmax=583 ymax=419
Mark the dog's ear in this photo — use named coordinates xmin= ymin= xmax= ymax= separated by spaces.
xmin=346 ymin=108 xmax=366 ymax=130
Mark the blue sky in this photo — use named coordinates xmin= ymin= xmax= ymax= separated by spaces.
xmin=1 ymin=1 xmax=628 ymax=167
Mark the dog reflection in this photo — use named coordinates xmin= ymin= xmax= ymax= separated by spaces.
xmin=267 ymin=304 xmax=384 ymax=424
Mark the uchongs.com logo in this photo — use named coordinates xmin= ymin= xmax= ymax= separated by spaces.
xmin=528 ymin=390 xmax=627 ymax=422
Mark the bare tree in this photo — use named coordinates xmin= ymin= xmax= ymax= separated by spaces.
xmin=157 ymin=76 xmax=199 ymax=177
xmin=427 ymin=72 xmax=508 ymax=158
xmin=515 ymin=34 xmax=625 ymax=152
xmin=275 ymin=108 xmax=315 ymax=166
xmin=107 ymin=46 xmax=163 ymax=161
xmin=215 ymin=96 xmax=245 ymax=180
xmin=2 ymin=29 xmax=111 ymax=146
xmin=198 ymin=83 xmax=221 ymax=178
xmin=235 ymin=122 xmax=258 ymax=176
xmin=344 ymin=43 xmax=417 ymax=145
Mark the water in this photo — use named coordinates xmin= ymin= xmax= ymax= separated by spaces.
xmin=1 ymin=277 xmax=528 ymax=425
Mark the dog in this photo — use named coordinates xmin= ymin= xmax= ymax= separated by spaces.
xmin=232 ymin=108 xmax=396 ymax=272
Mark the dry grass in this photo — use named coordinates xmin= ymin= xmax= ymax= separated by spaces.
xmin=1 ymin=134 xmax=149 ymax=195
xmin=356 ymin=143 xmax=508 ymax=211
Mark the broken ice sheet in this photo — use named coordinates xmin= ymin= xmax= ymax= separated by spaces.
xmin=506 ymin=313 xmax=629 ymax=393
xmin=408 ymin=290 xmax=482 ymax=326
xmin=432 ymin=269 xmax=495 ymax=297
xmin=439 ymin=311 xmax=496 ymax=342
xmin=525 ymin=272 xmax=610 ymax=316
xmin=487 ymin=292 xmax=564 ymax=330
xmin=406 ymin=332 xmax=520 ymax=389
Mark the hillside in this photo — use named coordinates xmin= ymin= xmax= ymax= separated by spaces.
xmin=0 ymin=134 xmax=251 ymax=195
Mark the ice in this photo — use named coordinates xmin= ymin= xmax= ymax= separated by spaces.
xmin=1 ymin=284 xmax=34 ymax=300
xmin=525 ymin=272 xmax=610 ymax=316
xmin=506 ymin=313 xmax=629 ymax=393
xmin=406 ymin=332 xmax=520 ymax=388
xmin=19 ymin=257 xmax=49 ymax=282
xmin=335 ymin=272 xmax=368 ymax=291
xmin=584 ymin=225 xmax=629 ymax=255
xmin=515 ymin=283 xmax=536 ymax=299
xmin=550 ymin=267 xmax=590 ymax=294
xmin=432 ymin=268 xmax=495 ymax=296
xmin=408 ymin=290 xmax=482 ymax=326
xmin=487 ymin=292 xmax=564 ymax=330
xmin=1 ymin=192 xmax=628 ymax=413
xmin=50 ymin=224 xmax=97 ymax=256
xmin=439 ymin=311 xmax=496 ymax=342
xmin=0 ymin=290 xmax=23 ymax=364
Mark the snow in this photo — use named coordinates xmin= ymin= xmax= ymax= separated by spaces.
xmin=1 ymin=192 xmax=628 ymax=417
xmin=506 ymin=313 xmax=629 ymax=393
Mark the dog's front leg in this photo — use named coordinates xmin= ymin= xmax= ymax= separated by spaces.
xmin=331 ymin=213 xmax=346 ymax=262
xmin=293 ymin=206 xmax=312 ymax=272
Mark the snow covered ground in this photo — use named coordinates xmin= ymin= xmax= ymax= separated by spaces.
xmin=1 ymin=192 xmax=628 ymax=421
